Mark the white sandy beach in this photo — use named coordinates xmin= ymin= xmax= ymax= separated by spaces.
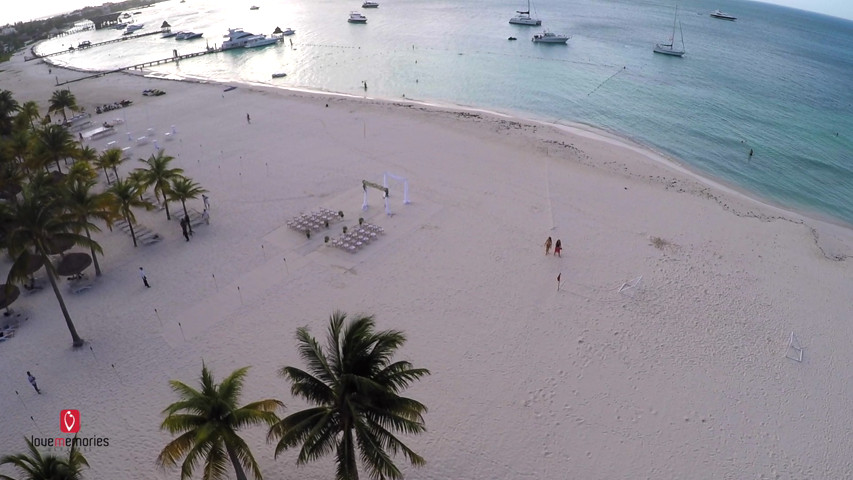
xmin=1 ymin=49 xmax=852 ymax=479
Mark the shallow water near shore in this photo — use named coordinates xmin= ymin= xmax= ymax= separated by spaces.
xmin=38 ymin=0 xmax=853 ymax=226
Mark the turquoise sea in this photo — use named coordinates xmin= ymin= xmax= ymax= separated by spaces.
xmin=36 ymin=0 xmax=853 ymax=226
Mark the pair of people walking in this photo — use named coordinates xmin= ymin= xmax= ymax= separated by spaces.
xmin=544 ymin=237 xmax=562 ymax=257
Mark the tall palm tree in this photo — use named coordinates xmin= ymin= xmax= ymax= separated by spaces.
xmin=64 ymin=178 xmax=117 ymax=276
xmin=48 ymin=89 xmax=79 ymax=124
xmin=168 ymin=176 xmax=208 ymax=221
xmin=0 ymin=89 xmax=21 ymax=135
xmin=0 ymin=436 xmax=89 ymax=480
xmin=95 ymin=148 xmax=124 ymax=184
xmin=269 ymin=312 xmax=430 ymax=480
xmin=18 ymin=101 xmax=41 ymax=131
xmin=34 ymin=125 xmax=76 ymax=172
xmin=158 ymin=365 xmax=283 ymax=480
xmin=4 ymin=191 xmax=97 ymax=347
xmin=136 ymin=150 xmax=183 ymax=220
xmin=108 ymin=178 xmax=153 ymax=247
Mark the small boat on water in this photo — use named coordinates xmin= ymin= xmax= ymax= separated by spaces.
xmin=710 ymin=9 xmax=736 ymax=20
xmin=654 ymin=5 xmax=685 ymax=57
xmin=272 ymin=72 xmax=287 ymax=78
xmin=282 ymin=28 xmax=295 ymax=36
xmin=124 ymin=24 xmax=144 ymax=34
xmin=162 ymin=31 xmax=178 ymax=38
xmin=508 ymin=36 xmax=517 ymax=41
xmin=509 ymin=0 xmax=541 ymax=26
xmin=250 ymin=5 xmax=259 ymax=10
xmin=348 ymin=12 xmax=368 ymax=23
xmin=175 ymin=31 xmax=203 ymax=40
xmin=77 ymin=40 xmax=92 ymax=48
xmin=532 ymin=30 xmax=569 ymax=44
xmin=362 ymin=1 xmax=379 ymax=8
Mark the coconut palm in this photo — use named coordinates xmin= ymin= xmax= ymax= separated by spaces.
xmin=0 ymin=89 xmax=21 ymax=135
xmin=48 ymin=89 xmax=79 ymax=124
xmin=64 ymin=178 xmax=117 ymax=276
xmin=158 ymin=365 xmax=283 ymax=480
xmin=108 ymin=178 xmax=153 ymax=247
xmin=95 ymin=148 xmax=124 ymax=184
xmin=136 ymin=150 xmax=183 ymax=220
xmin=17 ymin=101 xmax=41 ymax=131
xmin=168 ymin=176 xmax=207 ymax=222
xmin=4 ymin=190 xmax=98 ymax=347
xmin=33 ymin=125 xmax=76 ymax=172
xmin=0 ymin=436 xmax=89 ymax=480
xmin=269 ymin=312 xmax=430 ymax=480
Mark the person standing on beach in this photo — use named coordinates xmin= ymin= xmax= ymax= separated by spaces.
xmin=202 ymin=194 xmax=210 ymax=211
xmin=246 ymin=113 xmax=251 ymax=124
xmin=139 ymin=267 xmax=150 ymax=288
xmin=27 ymin=371 xmax=41 ymax=394
xmin=554 ymin=239 xmax=562 ymax=258
xmin=557 ymin=273 xmax=561 ymax=291
xmin=545 ymin=237 xmax=552 ymax=255
xmin=180 ymin=217 xmax=190 ymax=242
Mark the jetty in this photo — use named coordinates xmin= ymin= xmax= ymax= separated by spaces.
xmin=26 ymin=30 xmax=165 ymax=61
xmin=54 ymin=49 xmax=221 ymax=86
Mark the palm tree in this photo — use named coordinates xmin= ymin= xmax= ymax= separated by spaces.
xmin=168 ymin=176 xmax=208 ymax=221
xmin=269 ymin=312 xmax=430 ymax=480
xmin=0 ymin=89 xmax=21 ymax=135
xmin=158 ymin=365 xmax=283 ymax=480
xmin=4 ymin=191 xmax=97 ymax=347
xmin=34 ymin=125 xmax=76 ymax=172
xmin=0 ymin=436 xmax=89 ymax=480
xmin=95 ymin=148 xmax=124 ymax=184
xmin=64 ymin=178 xmax=117 ymax=276
xmin=48 ymin=89 xmax=79 ymax=124
xmin=136 ymin=150 xmax=183 ymax=220
xmin=108 ymin=178 xmax=153 ymax=247
xmin=18 ymin=101 xmax=41 ymax=131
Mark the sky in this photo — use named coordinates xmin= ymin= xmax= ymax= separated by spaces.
xmin=1 ymin=0 xmax=852 ymax=25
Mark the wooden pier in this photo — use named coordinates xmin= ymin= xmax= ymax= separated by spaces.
xmin=54 ymin=49 xmax=221 ymax=86
xmin=27 ymin=30 xmax=165 ymax=61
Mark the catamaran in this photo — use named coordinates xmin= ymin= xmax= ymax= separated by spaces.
xmin=509 ymin=0 xmax=541 ymax=26
xmin=654 ymin=6 xmax=685 ymax=57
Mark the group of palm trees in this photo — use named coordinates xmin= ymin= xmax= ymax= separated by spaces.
xmin=0 ymin=88 xmax=207 ymax=346
xmin=1 ymin=312 xmax=431 ymax=480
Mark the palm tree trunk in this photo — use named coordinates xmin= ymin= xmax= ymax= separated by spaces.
xmin=85 ymin=226 xmax=101 ymax=276
xmin=339 ymin=428 xmax=359 ymax=480
xmin=225 ymin=444 xmax=248 ymax=480
xmin=112 ymin=166 xmax=119 ymax=182
xmin=181 ymin=199 xmax=189 ymax=220
xmin=103 ymin=167 xmax=110 ymax=184
xmin=43 ymin=259 xmax=84 ymax=347
xmin=162 ymin=190 xmax=171 ymax=220
xmin=126 ymin=214 xmax=137 ymax=247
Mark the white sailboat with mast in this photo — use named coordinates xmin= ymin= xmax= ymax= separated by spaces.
xmin=654 ymin=5 xmax=685 ymax=57
xmin=509 ymin=0 xmax=542 ymax=26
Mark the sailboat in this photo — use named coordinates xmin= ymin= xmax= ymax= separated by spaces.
xmin=509 ymin=0 xmax=541 ymax=26
xmin=654 ymin=5 xmax=685 ymax=57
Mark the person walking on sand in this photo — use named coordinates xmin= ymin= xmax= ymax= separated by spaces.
xmin=554 ymin=239 xmax=562 ymax=257
xmin=246 ymin=113 xmax=251 ymax=124
xmin=557 ymin=273 xmax=561 ymax=291
xmin=202 ymin=194 xmax=210 ymax=211
xmin=27 ymin=371 xmax=41 ymax=394
xmin=139 ymin=267 xmax=150 ymax=288
xmin=180 ymin=217 xmax=190 ymax=242
xmin=545 ymin=237 xmax=552 ymax=255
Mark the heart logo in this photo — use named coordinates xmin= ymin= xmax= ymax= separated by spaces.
xmin=60 ymin=410 xmax=80 ymax=433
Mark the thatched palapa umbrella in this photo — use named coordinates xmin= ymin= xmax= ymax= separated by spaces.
xmin=44 ymin=236 xmax=75 ymax=255
xmin=55 ymin=252 xmax=92 ymax=277
xmin=0 ymin=284 xmax=21 ymax=310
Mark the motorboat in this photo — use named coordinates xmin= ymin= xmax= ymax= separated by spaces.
xmin=221 ymin=28 xmax=280 ymax=50
xmin=250 ymin=5 xmax=259 ymax=10
xmin=508 ymin=36 xmax=517 ymax=41
xmin=509 ymin=0 xmax=541 ymax=26
xmin=162 ymin=30 xmax=178 ymax=38
xmin=282 ymin=28 xmax=295 ymax=36
xmin=125 ymin=24 xmax=145 ymax=34
xmin=710 ymin=10 xmax=736 ymax=20
xmin=114 ymin=23 xmax=127 ymax=30
xmin=175 ymin=31 xmax=203 ymax=40
xmin=362 ymin=1 xmax=379 ymax=8
xmin=348 ymin=12 xmax=368 ymax=23
xmin=122 ymin=13 xmax=132 ymax=19
xmin=77 ymin=40 xmax=92 ymax=48
xmin=532 ymin=31 xmax=569 ymax=44
xmin=272 ymin=72 xmax=287 ymax=78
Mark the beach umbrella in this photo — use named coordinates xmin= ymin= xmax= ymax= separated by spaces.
xmin=0 ymin=284 xmax=20 ymax=310
xmin=273 ymin=26 xmax=283 ymax=34
xmin=161 ymin=21 xmax=171 ymax=28
xmin=55 ymin=252 xmax=92 ymax=277
xmin=24 ymin=252 xmax=45 ymax=275
xmin=44 ymin=236 xmax=75 ymax=255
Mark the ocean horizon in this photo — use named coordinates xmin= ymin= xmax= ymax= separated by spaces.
xmin=34 ymin=0 xmax=853 ymax=227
